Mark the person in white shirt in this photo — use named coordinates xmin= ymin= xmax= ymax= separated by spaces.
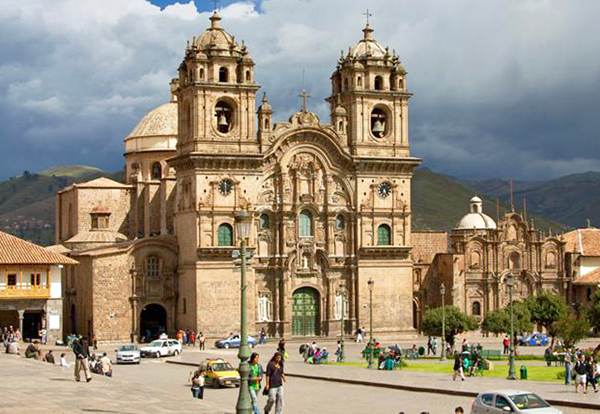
xmin=59 ymin=353 xmax=70 ymax=368
xmin=99 ymin=353 xmax=113 ymax=377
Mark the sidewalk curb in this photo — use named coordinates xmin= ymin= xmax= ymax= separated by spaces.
xmin=167 ymin=360 xmax=600 ymax=411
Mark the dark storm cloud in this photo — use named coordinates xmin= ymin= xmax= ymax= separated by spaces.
xmin=0 ymin=0 xmax=599 ymax=180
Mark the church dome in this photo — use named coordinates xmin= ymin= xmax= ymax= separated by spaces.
xmin=455 ymin=196 xmax=497 ymax=230
xmin=193 ymin=12 xmax=240 ymax=53
xmin=349 ymin=25 xmax=387 ymax=59
xmin=124 ymin=100 xmax=178 ymax=154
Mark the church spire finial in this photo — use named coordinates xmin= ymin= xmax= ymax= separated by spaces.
xmin=299 ymin=69 xmax=311 ymax=112
xmin=362 ymin=9 xmax=374 ymax=39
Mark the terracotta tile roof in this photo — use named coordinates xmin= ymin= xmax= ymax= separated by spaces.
xmin=573 ymin=267 xmax=600 ymax=285
xmin=412 ymin=231 xmax=448 ymax=263
xmin=0 ymin=231 xmax=78 ymax=265
xmin=562 ymin=228 xmax=600 ymax=256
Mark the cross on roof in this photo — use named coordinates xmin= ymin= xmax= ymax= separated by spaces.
xmin=299 ymin=89 xmax=311 ymax=112
xmin=363 ymin=9 xmax=372 ymax=26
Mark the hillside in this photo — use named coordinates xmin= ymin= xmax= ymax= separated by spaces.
xmin=412 ymin=169 xmax=568 ymax=233
xmin=0 ymin=167 xmax=123 ymax=245
xmin=465 ymin=172 xmax=600 ymax=229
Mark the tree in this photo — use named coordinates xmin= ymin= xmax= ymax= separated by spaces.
xmin=555 ymin=313 xmax=590 ymax=349
xmin=587 ymin=289 xmax=600 ymax=333
xmin=422 ymin=306 xmax=478 ymax=348
xmin=482 ymin=301 xmax=533 ymax=335
xmin=526 ymin=291 xmax=568 ymax=347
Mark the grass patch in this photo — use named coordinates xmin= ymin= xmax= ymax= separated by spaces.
xmin=404 ymin=363 xmax=563 ymax=382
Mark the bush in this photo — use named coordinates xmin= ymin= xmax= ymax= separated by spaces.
xmin=418 ymin=346 xmax=425 ymax=356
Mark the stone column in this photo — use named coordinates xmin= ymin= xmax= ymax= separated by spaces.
xmin=17 ymin=310 xmax=25 ymax=339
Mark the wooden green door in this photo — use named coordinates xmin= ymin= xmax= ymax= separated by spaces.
xmin=292 ymin=287 xmax=319 ymax=336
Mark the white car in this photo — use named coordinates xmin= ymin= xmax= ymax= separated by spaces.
xmin=115 ymin=344 xmax=140 ymax=364
xmin=471 ymin=390 xmax=562 ymax=414
xmin=140 ymin=339 xmax=182 ymax=358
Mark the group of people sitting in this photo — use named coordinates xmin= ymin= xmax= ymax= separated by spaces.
xmin=299 ymin=342 xmax=329 ymax=364
xmin=89 ymin=352 xmax=113 ymax=377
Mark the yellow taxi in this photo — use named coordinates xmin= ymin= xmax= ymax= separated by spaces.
xmin=203 ymin=358 xmax=240 ymax=389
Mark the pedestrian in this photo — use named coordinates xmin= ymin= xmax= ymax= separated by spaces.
xmin=25 ymin=341 xmax=41 ymax=360
xmin=461 ymin=338 xmax=469 ymax=352
xmin=182 ymin=330 xmax=187 ymax=345
xmin=99 ymin=352 xmax=113 ymax=377
xmin=190 ymin=366 xmax=205 ymax=399
xmin=198 ymin=332 xmax=205 ymax=350
xmin=356 ymin=327 xmax=364 ymax=343
xmin=586 ymin=356 xmax=598 ymax=393
xmin=432 ymin=337 xmax=438 ymax=356
xmin=73 ymin=337 xmax=92 ymax=382
xmin=427 ymin=336 xmax=433 ymax=356
xmin=452 ymin=352 xmax=465 ymax=381
xmin=92 ymin=333 xmax=98 ymax=350
xmin=278 ymin=339 xmax=287 ymax=359
xmin=574 ymin=353 xmax=587 ymax=393
xmin=44 ymin=350 xmax=55 ymax=364
xmin=259 ymin=328 xmax=266 ymax=345
xmin=564 ymin=351 xmax=572 ymax=385
xmin=39 ymin=328 xmax=47 ymax=345
xmin=264 ymin=352 xmax=285 ymax=414
xmin=335 ymin=340 xmax=343 ymax=362
xmin=189 ymin=331 xmax=195 ymax=346
xmin=503 ymin=335 xmax=510 ymax=355
xmin=59 ymin=353 xmax=70 ymax=368
xmin=249 ymin=352 xmax=264 ymax=414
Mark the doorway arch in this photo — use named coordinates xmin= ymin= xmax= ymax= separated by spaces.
xmin=292 ymin=287 xmax=320 ymax=336
xmin=139 ymin=303 xmax=167 ymax=342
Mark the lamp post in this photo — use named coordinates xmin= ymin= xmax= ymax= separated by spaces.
xmin=339 ymin=283 xmax=346 ymax=362
xmin=367 ymin=278 xmax=375 ymax=369
xmin=507 ymin=275 xmax=517 ymax=380
xmin=234 ymin=210 xmax=253 ymax=414
xmin=440 ymin=283 xmax=447 ymax=361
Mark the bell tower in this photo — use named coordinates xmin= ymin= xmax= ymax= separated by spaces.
xmin=327 ymin=22 xmax=411 ymax=157
xmin=176 ymin=11 xmax=261 ymax=156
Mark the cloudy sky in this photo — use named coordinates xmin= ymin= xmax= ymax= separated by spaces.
xmin=1 ymin=0 xmax=599 ymax=180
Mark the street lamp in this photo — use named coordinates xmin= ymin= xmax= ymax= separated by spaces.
xmin=367 ymin=278 xmax=375 ymax=369
xmin=339 ymin=283 xmax=346 ymax=362
xmin=234 ymin=210 xmax=253 ymax=414
xmin=440 ymin=283 xmax=447 ymax=362
xmin=507 ymin=275 xmax=517 ymax=380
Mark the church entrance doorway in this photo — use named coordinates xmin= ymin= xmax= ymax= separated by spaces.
xmin=292 ymin=287 xmax=320 ymax=336
xmin=140 ymin=304 xmax=167 ymax=342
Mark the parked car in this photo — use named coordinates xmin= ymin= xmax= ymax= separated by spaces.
xmin=519 ymin=333 xmax=549 ymax=347
xmin=202 ymin=358 xmax=240 ymax=388
xmin=115 ymin=344 xmax=140 ymax=364
xmin=471 ymin=390 xmax=562 ymax=413
xmin=214 ymin=333 xmax=258 ymax=349
xmin=140 ymin=339 xmax=182 ymax=358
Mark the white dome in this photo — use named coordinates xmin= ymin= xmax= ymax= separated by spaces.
xmin=348 ymin=25 xmax=387 ymax=59
xmin=455 ymin=196 xmax=497 ymax=230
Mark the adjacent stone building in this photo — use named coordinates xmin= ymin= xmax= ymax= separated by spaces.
xmin=563 ymin=227 xmax=600 ymax=311
xmin=416 ymin=197 xmax=566 ymax=324
xmin=54 ymin=12 xmax=421 ymax=342
xmin=0 ymin=230 xmax=77 ymax=343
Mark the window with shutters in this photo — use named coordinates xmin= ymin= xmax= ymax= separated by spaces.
xmin=377 ymin=224 xmax=391 ymax=246
xmin=218 ymin=223 xmax=233 ymax=246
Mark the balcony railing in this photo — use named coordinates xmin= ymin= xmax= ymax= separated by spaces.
xmin=0 ymin=285 xmax=50 ymax=299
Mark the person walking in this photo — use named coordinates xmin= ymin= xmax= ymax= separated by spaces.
xmin=355 ymin=327 xmax=364 ymax=343
xmin=564 ymin=351 xmax=572 ymax=385
xmin=190 ymin=366 xmax=205 ymax=399
xmin=73 ymin=337 xmax=92 ymax=382
xmin=259 ymin=328 xmax=266 ymax=345
xmin=586 ymin=356 xmax=598 ymax=393
xmin=452 ymin=353 xmax=465 ymax=381
xmin=432 ymin=337 xmax=438 ymax=356
xmin=427 ymin=336 xmax=433 ymax=356
xmin=264 ymin=352 xmax=285 ymax=414
xmin=502 ymin=335 xmax=510 ymax=355
xmin=574 ymin=353 xmax=588 ymax=393
xmin=198 ymin=332 xmax=205 ymax=350
xmin=249 ymin=352 xmax=264 ymax=414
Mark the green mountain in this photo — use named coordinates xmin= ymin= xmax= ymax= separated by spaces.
xmin=412 ymin=169 xmax=568 ymax=233
xmin=464 ymin=172 xmax=600 ymax=229
xmin=0 ymin=167 xmax=123 ymax=245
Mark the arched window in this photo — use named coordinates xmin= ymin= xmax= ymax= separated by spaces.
xmin=357 ymin=76 xmax=362 ymax=87
xmin=146 ymin=255 xmax=160 ymax=279
xmin=259 ymin=213 xmax=270 ymax=230
xmin=219 ymin=67 xmax=228 ymax=82
xmin=199 ymin=68 xmax=204 ymax=79
xmin=299 ymin=210 xmax=312 ymax=237
xmin=151 ymin=162 xmax=162 ymax=180
xmin=377 ymin=224 xmax=391 ymax=246
xmin=472 ymin=301 xmax=481 ymax=316
xmin=471 ymin=250 xmax=481 ymax=267
xmin=217 ymin=223 xmax=233 ymax=246
xmin=336 ymin=214 xmax=345 ymax=230
xmin=245 ymin=70 xmax=251 ymax=82
xmin=374 ymin=75 xmax=383 ymax=90
xmin=546 ymin=251 xmax=556 ymax=267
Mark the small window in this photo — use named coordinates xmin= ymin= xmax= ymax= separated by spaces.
xmin=357 ymin=76 xmax=362 ymax=87
xmin=91 ymin=214 xmax=109 ymax=230
xmin=259 ymin=214 xmax=270 ymax=230
xmin=146 ymin=256 xmax=160 ymax=279
xmin=219 ymin=67 xmax=228 ymax=82
xmin=377 ymin=224 xmax=391 ymax=246
xmin=218 ymin=223 xmax=234 ymax=246
xmin=199 ymin=68 xmax=204 ymax=79
xmin=152 ymin=162 xmax=162 ymax=180
xmin=472 ymin=301 xmax=481 ymax=316
xmin=481 ymin=394 xmax=494 ymax=406
xmin=299 ymin=210 xmax=313 ymax=237
xmin=374 ymin=76 xmax=383 ymax=90
xmin=264 ymin=118 xmax=269 ymax=130
xmin=245 ymin=70 xmax=251 ymax=82
xmin=336 ymin=215 xmax=345 ymax=230
xmin=30 ymin=273 xmax=41 ymax=286
xmin=7 ymin=274 xmax=17 ymax=286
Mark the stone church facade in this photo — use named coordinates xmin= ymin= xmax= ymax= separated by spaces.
xmin=55 ymin=12 xmax=421 ymax=342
